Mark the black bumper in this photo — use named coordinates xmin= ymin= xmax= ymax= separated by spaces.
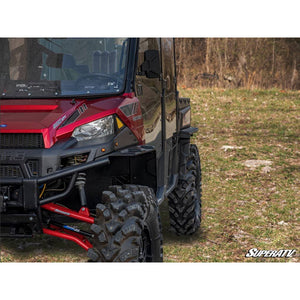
xmin=0 ymin=157 xmax=110 ymax=237
xmin=0 ymin=157 xmax=110 ymax=211
xmin=0 ymin=129 xmax=136 ymax=212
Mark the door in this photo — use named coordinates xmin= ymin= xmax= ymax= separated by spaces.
xmin=161 ymin=38 xmax=178 ymax=189
xmin=135 ymin=38 xmax=162 ymax=155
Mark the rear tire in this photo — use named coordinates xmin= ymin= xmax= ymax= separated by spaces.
xmin=168 ymin=143 xmax=202 ymax=235
xmin=88 ymin=185 xmax=163 ymax=262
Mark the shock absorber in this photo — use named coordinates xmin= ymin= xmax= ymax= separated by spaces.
xmin=75 ymin=172 xmax=87 ymax=207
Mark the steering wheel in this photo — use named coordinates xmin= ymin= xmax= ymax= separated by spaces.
xmin=75 ymin=73 xmax=121 ymax=90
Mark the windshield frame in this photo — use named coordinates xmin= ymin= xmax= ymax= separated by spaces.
xmin=0 ymin=38 xmax=133 ymax=100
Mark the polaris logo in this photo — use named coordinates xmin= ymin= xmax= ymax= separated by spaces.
xmin=245 ymin=248 xmax=296 ymax=258
xmin=53 ymin=115 xmax=67 ymax=129
xmin=0 ymin=151 xmax=25 ymax=161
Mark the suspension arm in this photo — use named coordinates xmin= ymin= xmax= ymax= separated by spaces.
xmin=41 ymin=203 xmax=95 ymax=224
xmin=43 ymin=227 xmax=93 ymax=251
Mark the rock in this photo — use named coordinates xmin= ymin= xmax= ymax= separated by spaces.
xmin=278 ymin=220 xmax=288 ymax=226
xmin=221 ymin=145 xmax=244 ymax=151
xmin=243 ymin=160 xmax=273 ymax=169
xmin=261 ymin=166 xmax=273 ymax=173
xmin=233 ymin=230 xmax=251 ymax=240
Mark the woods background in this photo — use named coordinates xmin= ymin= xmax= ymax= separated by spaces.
xmin=175 ymin=38 xmax=300 ymax=90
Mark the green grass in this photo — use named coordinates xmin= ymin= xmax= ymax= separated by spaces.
xmin=1 ymin=88 xmax=299 ymax=262
xmin=161 ymin=88 xmax=299 ymax=262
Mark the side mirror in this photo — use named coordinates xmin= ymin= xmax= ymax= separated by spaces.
xmin=141 ymin=50 xmax=160 ymax=78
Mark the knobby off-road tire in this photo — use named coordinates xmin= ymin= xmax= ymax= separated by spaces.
xmin=168 ymin=144 xmax=202 ymax=235
xmin=87 ymin=185 xmax=163 ymax=262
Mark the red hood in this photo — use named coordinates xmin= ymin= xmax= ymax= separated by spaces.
xmin=0 ymin=97 xmax=125 ymax=148
xmin=0 ymin=99 xmax=83 ymax=130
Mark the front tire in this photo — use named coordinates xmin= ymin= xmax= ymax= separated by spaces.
xmin=168 ymin=143 xmax=202 ymax=235
xmin=87 ymin=185 xmax=163 ymax=262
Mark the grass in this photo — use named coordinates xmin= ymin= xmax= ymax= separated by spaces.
xmin=1 ymin=88 xmax=299 ymax=262
xmin=161 ymin=88 xmax=299 ymax=262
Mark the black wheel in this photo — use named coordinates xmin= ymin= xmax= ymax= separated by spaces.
xmin=87 ymin=185 xmax=163 ymax=262
xmin=168 ymin=143 xmax=202 ymax=235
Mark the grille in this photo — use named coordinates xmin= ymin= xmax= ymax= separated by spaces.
xmin=26 ymin=160 xmax=39 ymax=177
xmin=0 ymin=133 xmax=44 ymax=149
xmin=0 ymin=165 xmax=23 ymax=178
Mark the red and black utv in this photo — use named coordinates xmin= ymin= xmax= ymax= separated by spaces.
xmin=0 ymin=38 xmax=202 ymax=262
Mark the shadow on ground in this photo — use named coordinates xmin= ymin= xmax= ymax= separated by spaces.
xmin=0 ymin=233 xmax=87 ymax=262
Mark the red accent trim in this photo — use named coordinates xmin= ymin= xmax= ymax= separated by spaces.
xmin=1 ymin=105 xmax=58 ymax=111
xmin=0 ymin=129 xmax=44 ymax=133
xmin=116 ymin=97 xmax=145 ymax=144
xmin=43 ymin=227 xmax=93 ymax=251
xmin=122 ymin=92 xmax=135 ymax=98
xmin=41 ymin=203 xmax=94 ymax=224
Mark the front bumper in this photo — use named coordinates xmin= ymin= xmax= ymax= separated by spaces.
xmin=0 ymin=125 xmax=139 ymax=210
xmin=0 ymin=156 xmax=110 ymax=210
xmin=0 ymin=129 xmax=139 ymax=234
xmin=0 ymin=156 xmax=110 ymax=236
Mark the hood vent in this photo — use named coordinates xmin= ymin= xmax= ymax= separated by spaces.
xmin=59 ymin=104 xmax=87 ymax=128
xmin=60 ymin=110 xmax=80 ymax=128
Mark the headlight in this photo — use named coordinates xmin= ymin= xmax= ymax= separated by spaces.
xmin=72 ymin=115 xmax=114 ymax=141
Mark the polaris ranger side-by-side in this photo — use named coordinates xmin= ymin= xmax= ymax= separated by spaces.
xmin=0 ymin=38 xmax=202 ymax=262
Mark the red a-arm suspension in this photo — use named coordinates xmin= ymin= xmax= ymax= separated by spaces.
xmin=41 ymin=203 xmax=95 ymax=251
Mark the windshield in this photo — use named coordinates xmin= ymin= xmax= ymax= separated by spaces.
xmin=0 ymin=38 xmax=129 ymax=98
